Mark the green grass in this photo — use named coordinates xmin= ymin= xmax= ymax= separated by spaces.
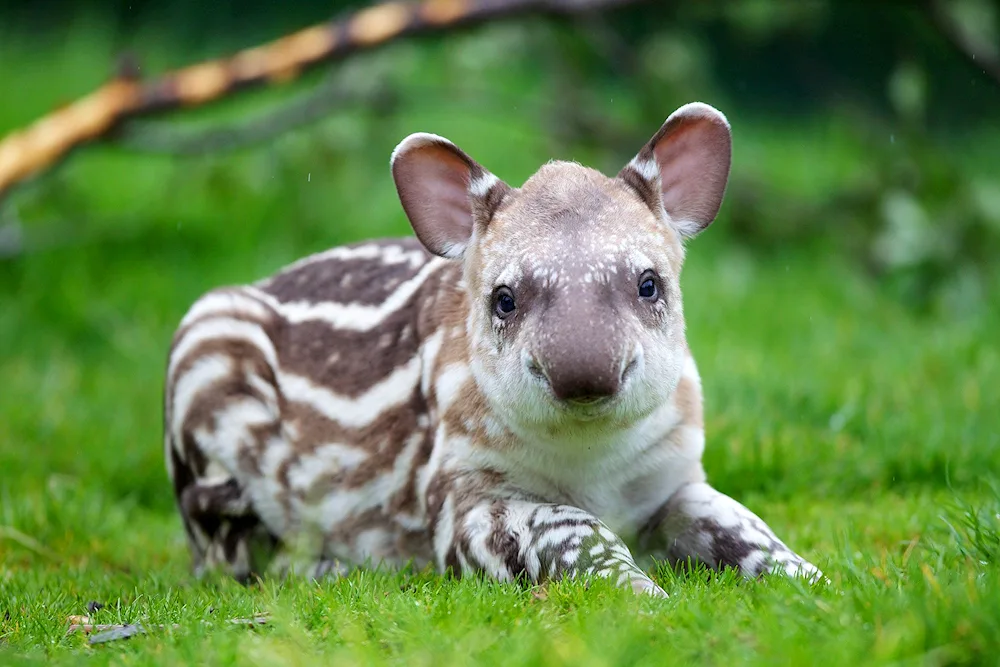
xmin=2 ymin=13 xmax=1000 ymax=667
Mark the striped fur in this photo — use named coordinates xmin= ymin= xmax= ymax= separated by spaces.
xmin=164 ymin=103 xmax=822 ymax=594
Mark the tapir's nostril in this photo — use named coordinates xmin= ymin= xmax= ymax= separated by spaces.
xmin=621 ymin=355 xmax=639 ymax=383
xmin=526 ymin=357 xmax=547 ymax=381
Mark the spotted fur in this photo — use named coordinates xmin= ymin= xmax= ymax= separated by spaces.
xmin=164 ymin=102 xmax=822 ymax=595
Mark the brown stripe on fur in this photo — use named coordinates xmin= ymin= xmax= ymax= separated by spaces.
xmin=171 ymin=341 xmax=284 ymax=492
xmin=278 ymin=312 xmax=421 ymax=398
xmin=260 ymin=240 xmax=457 ymax=398
xmin=471 ymin=180 xmax=512 ymax=223
xmin=168 ymin=337 xmax=279 ymax=410
xmin=168 ymin=291 xmax=279 ymax=357
xmin=440 ymin=386 xmax=494 ymax=443
xmin=488 ymin=500 xmax=527 ymax=579
xmin=425 ymin=469 xmax=532 ymax=577
xmin=180 ymin=477 xmax=248 ymax=521
xmin=424 ymin=471 xmax=460 ymax=531
xmin=170 ymin=434 xmax=202 ymax=502
xmin=386 ymin=428 xmax=436 ymax=516
xmin=283 ymin=390 xmax=432 ymax=491
xmin=261 ymin=242 xmax=435 ymax=307
xmin=672 ymin=374 xmax=704 ymax=430
xmin=617 ymin=162 xmax=661 ymax=214
xmin=177 ymin=370 xmax=276 ymax=448
xmin=320 ymin=507 xmax=435 ymax=566
xmin=425 ymin=468 xmax=516 ymax=531
xmin=443 ymin=545 xmax=462 ymax=576
xmin=415 ymin=265 xmax=467 ymax=339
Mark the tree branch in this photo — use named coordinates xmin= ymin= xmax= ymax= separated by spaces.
xmin=0 ymin=0 xmax=643 ymax=200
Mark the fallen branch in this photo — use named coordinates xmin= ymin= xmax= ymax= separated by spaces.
xmin=0 ymin=0 xmax=642 ymax=200
xmin=111 ymin=78 xmax=395 ymax=157
xmin=66 ymin=613 xmax=269 ymax=645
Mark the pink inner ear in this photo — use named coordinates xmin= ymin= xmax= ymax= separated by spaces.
xmin=653 ymin=114 xmax=732 ymax=237
xmin=393 ymin=142 xmax=474 ymax=258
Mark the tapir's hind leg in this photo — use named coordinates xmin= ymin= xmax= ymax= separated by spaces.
xmin=173 ymin=467 xmax=278 ymax=582
xmin=163 ymin=288 xmax=288 ymax=582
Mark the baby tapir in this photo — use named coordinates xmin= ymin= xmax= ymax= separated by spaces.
xmin=164 ymin=102 xmax=821 ymax=596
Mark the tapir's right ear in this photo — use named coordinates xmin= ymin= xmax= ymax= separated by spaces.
xmin=390 ymin=133 xmax=510 ymax=259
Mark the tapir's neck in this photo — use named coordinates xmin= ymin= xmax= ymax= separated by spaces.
xmin=452 ymin=381 xmax=698 ymax=532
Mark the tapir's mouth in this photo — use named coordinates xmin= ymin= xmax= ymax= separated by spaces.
xmin=566 ymin=396 xmax=609 ymax=407
xmin=559 ymin=395 xmax=617 ymax=420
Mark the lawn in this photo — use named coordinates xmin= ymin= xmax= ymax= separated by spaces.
xmin=2 ymin=13 xmax=1000 ymax=667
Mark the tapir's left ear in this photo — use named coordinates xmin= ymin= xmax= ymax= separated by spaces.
xmin=618 ymin=102 xmax=732 ymax=238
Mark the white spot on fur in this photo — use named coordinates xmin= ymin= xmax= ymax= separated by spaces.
xmin=669 ymin=217 xmax=707 ymax=238
xmin=419 ymin=329 xmax=446 ymax=399
xmin=483 ymin=416 xmax=506 ymax=439
xmin=435 ymin=363 xmax=470 ymax=412
xmin=628 ymin=156 xmax=660 ymax=182
xmin=469 ymin=172 xmax=499 ymax=198
xmin=436 ymin=241 xmax=466 ymax=260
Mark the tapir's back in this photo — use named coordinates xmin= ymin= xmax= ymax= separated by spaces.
xmin=254 ymin=237 xmax=444 ymax=400
xmin=164 ymin=236 xmax=456 ymax=578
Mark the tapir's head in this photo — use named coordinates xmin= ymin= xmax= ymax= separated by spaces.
xmin=391 ymin=103 xmax=731 ymax=430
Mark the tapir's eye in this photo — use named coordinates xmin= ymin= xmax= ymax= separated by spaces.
xmin=494 ymin=287 xmax=516 ymax=318
xmin=638 ymin=273 xmax=659 ymax=301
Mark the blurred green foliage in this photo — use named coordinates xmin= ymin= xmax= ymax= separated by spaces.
xmin=1 ymin=0 xmax=998 ymax=315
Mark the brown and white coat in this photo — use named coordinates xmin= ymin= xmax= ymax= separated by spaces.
xmin=164 ymin=102 xmax=822 ymax=596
